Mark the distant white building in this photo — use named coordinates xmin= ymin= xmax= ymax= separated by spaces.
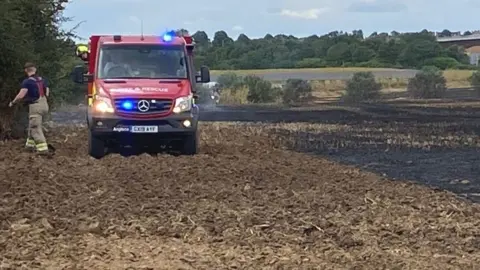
xmin=466 ymin=46 xmax=480 ymax=66
xmin=469 ymin=53 xmax=480 ymax=65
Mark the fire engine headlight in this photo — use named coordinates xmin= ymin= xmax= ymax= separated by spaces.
xmin=172 ymin=94 xmax=192 ymax=113
xmin=94 ymin=95 xmax=114 ymax=113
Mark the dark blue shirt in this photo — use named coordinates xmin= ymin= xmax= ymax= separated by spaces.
xmin=21 ymin=76 xmax=47 ymax=104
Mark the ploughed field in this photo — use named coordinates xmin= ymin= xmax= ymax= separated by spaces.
xmin=1 ymin=100 xmax=480 ymax=269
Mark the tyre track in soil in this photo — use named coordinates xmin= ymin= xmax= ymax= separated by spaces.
xmin=0 ymin=104 xmax=479 ymax=269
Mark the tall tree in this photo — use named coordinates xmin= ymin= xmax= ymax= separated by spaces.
xmin=185 ymin=29 xmax=470 ymax=70
xmin=0 ymin=0 xmax=78 ymax=138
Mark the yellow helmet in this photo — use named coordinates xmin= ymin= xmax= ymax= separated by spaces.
xmin=76 ymin=44 xmax=89 ymax=56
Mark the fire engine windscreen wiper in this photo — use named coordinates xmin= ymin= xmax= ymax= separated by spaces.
xmin=105 ymin=77 xmax=185 ymax=80
xmin=103 ymin=79 xmax=127 ymax=83
xmin=105 ymin=76 xmax=151 ymax=79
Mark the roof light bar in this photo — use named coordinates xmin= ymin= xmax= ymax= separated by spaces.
xmin=162 ymin=30 xmax=176 ymax=42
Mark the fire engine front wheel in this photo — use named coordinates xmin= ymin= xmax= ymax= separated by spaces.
xmin=88 ymin=131 xmax=106 ymax=159
xmin=180 ymin=130 xmax=199 ymax=155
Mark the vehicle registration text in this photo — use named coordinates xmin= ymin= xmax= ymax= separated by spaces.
xmin=130 ymin=126 xmax=158 ymax=133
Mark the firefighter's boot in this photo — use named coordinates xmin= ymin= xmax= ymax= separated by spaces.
xmin=24 ymin=138 xmax=36 ymax=152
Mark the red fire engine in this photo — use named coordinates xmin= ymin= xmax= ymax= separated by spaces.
xmin=72 ymin=31 xmax=210 ymax=158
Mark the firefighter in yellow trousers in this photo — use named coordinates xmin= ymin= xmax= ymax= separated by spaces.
xmin=9 ymin=62 xmax=50 ymax=154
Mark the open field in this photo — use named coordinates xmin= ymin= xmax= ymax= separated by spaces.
xmin=211 ymin=68 xmax=477 ymax=96
xmin=211 ymin=67 xmax=418 ymax=81
xmin=1 ymin=96 xmax=480 ymax=268
xmin=215 ymin=84 xmax=480 ymax=106
xmin=211 ymin=67 xmax=398 ymax=74
xmin=309 ymin=85 xmax=479 ymax=104
xmin=210 ymin=68 xmax=476 ymax=84
xmin=208 ymin=68 xmax=479 ymax=105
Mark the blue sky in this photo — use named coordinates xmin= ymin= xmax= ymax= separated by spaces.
xmin=62 ymin=0 xmax=480 ymax=41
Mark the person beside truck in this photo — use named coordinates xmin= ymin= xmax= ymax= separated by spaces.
xmin=9 ymin=62 xmax=50 ymax=154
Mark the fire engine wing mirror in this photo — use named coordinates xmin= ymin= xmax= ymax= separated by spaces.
xmin=71 ymin=65 xmax=84 ymax=83
xmin=196 ymin=66 xmax=210 ymax=83
xmin=71 ymin=65 xmax=93 ymax=84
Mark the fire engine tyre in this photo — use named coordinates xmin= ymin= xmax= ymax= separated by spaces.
xmin=88 ymin=131 xmax=106 ymax=159
xmin=180 ymin=130 xmax=199 ymax=155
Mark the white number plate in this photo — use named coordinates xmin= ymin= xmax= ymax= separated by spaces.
xmin=130 ymin=126 xmax=158 ymax=133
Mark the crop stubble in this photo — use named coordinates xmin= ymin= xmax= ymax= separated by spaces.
xmin=1 ymin=104 xmax=480 ymax=269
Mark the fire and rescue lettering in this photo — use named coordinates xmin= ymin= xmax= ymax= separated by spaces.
xmin=109 ymin=87 xmax=169 ymax=92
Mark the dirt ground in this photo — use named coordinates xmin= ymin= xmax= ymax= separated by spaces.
xmin=1 ymin=99 xmax=480 ymax=269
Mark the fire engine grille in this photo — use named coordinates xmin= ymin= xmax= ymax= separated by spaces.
xmin=114 ymin=98 xmax=173 ymax=114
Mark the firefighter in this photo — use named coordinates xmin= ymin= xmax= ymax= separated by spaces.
xmin=103 ymin=50 xmax=134 ymax=77
xmin=9 ymin=62 xmax=50 ymax=154
xmin=76 ymin=44 xmax=89 ymax=61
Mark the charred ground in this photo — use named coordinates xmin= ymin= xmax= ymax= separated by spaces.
xmin=1 ymin=98 xmax=480 ymax=269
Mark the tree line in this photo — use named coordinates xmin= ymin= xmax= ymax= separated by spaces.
xmin=437 ymin=29 xmax=480 ymax=37
xmin=0 ymin=0 xmax=79 ymax=138
xmin=188 ymin=29 xmax=473 ymax=70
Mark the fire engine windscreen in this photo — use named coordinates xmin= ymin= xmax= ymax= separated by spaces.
xmin=97 ymin=44 xmax=188 ymax=79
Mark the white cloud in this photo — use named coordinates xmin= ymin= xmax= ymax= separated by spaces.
xmin=279 ymin=8 xmax=330 ymax=19
xmin=232 ymin=25 xmax=243 ymax=31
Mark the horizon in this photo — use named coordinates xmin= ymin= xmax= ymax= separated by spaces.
xmin=64 ymin=26 xmax=474 ymax=42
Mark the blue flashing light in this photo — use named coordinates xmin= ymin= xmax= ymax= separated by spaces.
xmin=121 ymin=101 xmax=133 ymax=110
xmin=163 ymin=33 xmax=173 ymax=41
xmin=162 ymin=30 xmax=176 ymax=42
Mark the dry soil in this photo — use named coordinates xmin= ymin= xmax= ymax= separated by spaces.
xmin=1 ymin=100 xmax=480 ymax=269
